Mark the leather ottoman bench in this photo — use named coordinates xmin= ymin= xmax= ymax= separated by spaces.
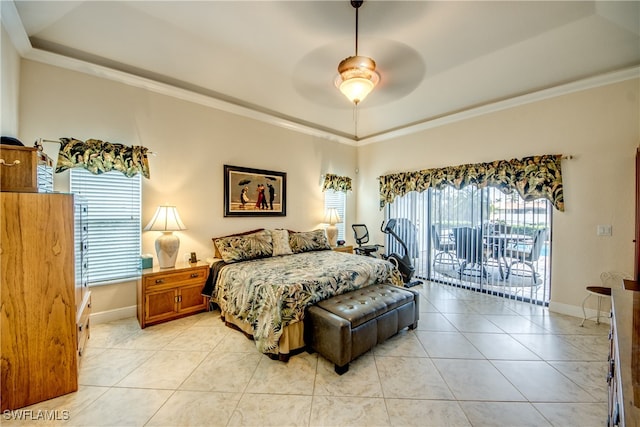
xmin=305 ymin=283 xmax=419 ymax=374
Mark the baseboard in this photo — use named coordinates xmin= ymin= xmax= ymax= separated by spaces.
xmin=549 ymin=301 xmax=611 ymax=325
xmin=90 ymin=305 xmax=137 ymax=325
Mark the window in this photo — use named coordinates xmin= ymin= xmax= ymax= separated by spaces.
xmin=387 ymin=187 xmax=552 ymax=305
xmin=324 ymin=189 xmax=346 ymax=241
xmin=70 ymin=169 xmax=141 ymax=285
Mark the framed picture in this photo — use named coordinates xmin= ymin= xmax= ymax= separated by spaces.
xmin=224 ymin=165 xmax=286 ymax=217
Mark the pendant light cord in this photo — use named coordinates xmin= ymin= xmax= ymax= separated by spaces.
xmin=355 ymin=5 xmax=359 ymax=56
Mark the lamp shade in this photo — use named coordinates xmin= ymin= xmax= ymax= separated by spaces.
xmin=144 ymin=205 xmax=187 ymax=231
xmin=323 ymin=208 xmax=342 ymax=226
xmin=335 ymin=55 xmax=380 ymax=105
xmin=143 ymin=205 xmax=186 ymax=268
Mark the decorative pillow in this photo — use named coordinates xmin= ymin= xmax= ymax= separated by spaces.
xmin=214 ymin=230 xmax=273 ymax=263
xmin=271 ymin=229 xmax=293 ymax=257
xmin=212 ymin=228 xmax=264 ymax=258
xmin=289 ymin=229 xmax=331 ymax=254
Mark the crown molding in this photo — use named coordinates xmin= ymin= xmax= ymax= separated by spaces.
xmin=357 ymin=65 xmax=640 ymax=146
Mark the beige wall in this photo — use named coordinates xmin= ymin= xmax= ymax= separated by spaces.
xmin=1 ymin=24 xmax=20 ymax=136
xmin=17 ymin=60 xmax=357 ymax=318
xmin=12 ymin=58 xmax=640 ymax=319
xmin=357 ymin=78 xmax=640 ymax=316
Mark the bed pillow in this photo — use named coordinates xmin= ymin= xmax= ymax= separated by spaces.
xmin=212 ymin=228 xmax=264 ymax=258
xmin=271 ymin=229 xmax=293 ymax=256
xmin=289 ymin=229 xmax=331 ymax=253
xmin=214 ymin=229 xmax=273 ymax=263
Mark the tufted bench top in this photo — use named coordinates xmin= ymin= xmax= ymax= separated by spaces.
xmin=315 ymin=284 xmax=415 ymax=329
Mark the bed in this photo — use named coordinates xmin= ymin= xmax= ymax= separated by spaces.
xmin=202 ymin=228 xmax=403 ymax=358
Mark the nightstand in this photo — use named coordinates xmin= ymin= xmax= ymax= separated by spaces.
xmin=137 ymin=262 xmax=210 ymax=328
xmin=332 ymin=245 xmax=353 ymax=254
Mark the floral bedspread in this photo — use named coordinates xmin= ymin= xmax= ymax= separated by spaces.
xmin=214 ymin=250 xmax=403 ymax=354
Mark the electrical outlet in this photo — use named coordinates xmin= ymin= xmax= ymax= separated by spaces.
xmin=597 ymin=225 xmax=612 ymax=236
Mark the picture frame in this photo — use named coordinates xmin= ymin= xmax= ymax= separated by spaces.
xmin=224 ymin=165 xmax=286 ymax=217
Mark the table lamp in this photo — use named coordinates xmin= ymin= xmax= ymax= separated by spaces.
xmin=324 ymin=208 xmax=342 ymax=247
xmin=144 ymin=204 xmax=187 ymax=268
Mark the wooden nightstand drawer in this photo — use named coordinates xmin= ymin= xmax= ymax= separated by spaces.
xmin=143 ymin=266 xmax=208 ymax=289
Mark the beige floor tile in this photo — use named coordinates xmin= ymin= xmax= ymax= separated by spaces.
xmin=483 ymin=314 xmax=548 ymax=334
xmin=528 ymin=313 xmax=605 ymax=335
xmin=511 ymin=333 xmax=597 ymax=361
xmin=313 ymin=354 xmax=383 ymax=397
xmin=180 ymin=351 xmax=262 ymax=392
xmin=460 ymin=401 xmax=552 ymax=427
xmin=561 ymin=334 xmax=610 ymax=360
xmin=146 ymin=390 xmax=242 ymax=427
xmin=116 ymin=350 xmax=208 ymax=389
xmin=164 ymin=324 xmax=229 ymax=352
xmin=376 ymin=356 xmax=454 ymax=400
xmin=309 ymin=396 xmax=390 ymax=427
xmin=442 ymin=313 xmax=504 ymax=333
xmin=533 ymin=402 xmax=608 ymax=427
xmin=429 ymin=298 xmax=479 ymax=314
xmin=214 ymin=327 xmax=263 ymax=353
xmin=50 ymin=283 xmax=608 ymax=427
xmin=245 ymin=351 xmax=317 ymax=395
xmin=493 ymin=360 xmax=598 ymax=402
xmin=415 ymin=331 xmax=484 ymax=359
xmin=463 ymin=332 xmax=541 ymax=360
xmin=79 ymin=348 xmax=155 ymax=386
xmin=373 ymin=329 xmax=428 ymax=357
xmin=228 ymin=393 xmax=312 ymax=427
xmin=386 ymin=399 xmax=471 ymax=427
xmin=549 ymin=361 xmax=608 ymax=402
xmin=0 ymin=386 xmax=109 ymax=427
xmin=67 ymin=387 xmax=172 ymax=426
xmin=415 ymin=312 xmax=457 ymax=331
xmin=432 ymin=359 xmax=526 ymax=401
xmin=110 ymin=327 xmax=182 ymax=350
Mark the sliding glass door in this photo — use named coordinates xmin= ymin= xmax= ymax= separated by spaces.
xmin=385 ymin=187 xmax=552 ymax=305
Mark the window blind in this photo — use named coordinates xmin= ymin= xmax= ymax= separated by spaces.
xmin=70 ymin=169 xmax=141 ymax=285
xmin=324 ymin=189 xmax=346 ymax=240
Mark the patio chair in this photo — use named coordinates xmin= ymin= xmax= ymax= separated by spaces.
xmin=453 ymin=227 xmax=487 ymax=279
xmin=431 ymin=225 xmax=458 ymax=268
xmin=352 ymin=224 xmax=383 ymax=257
xmin=580 ymin=271 xmax=632 ymax=326
xmin=504 ymin=228 xmax=547 ymax=286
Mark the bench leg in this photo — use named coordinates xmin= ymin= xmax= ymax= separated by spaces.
xmin=335 ymin=363 xmax=349 ymax=375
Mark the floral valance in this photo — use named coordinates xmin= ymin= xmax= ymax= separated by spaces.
xmin=55 ymin=137 xmax=151 ymax=178
xmin=322 ymin=173 xmax=352 ymax=192
xmin=379 ymin=154 xmax=565 ymax=212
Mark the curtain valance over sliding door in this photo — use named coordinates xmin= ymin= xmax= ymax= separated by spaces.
xmin=379 ymin=154 xmax=564 ymax=211
xmin=56 ymin=137 xmax=151 ymax=178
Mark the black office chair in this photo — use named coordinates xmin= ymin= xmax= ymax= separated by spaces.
xmin=352 ymin=224 xmax=383 ymax=257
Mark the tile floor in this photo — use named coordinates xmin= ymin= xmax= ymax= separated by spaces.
xmin=4 ymin=282 xmax=610 ymax=426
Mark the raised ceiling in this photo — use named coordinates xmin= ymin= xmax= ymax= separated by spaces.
xmin=5 ymin=1 xmax=640 ymax=143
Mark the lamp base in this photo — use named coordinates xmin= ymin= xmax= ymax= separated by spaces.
xmin=155 ymin=232 xmax=180 ymax=268
xmin=326 ymin=225 xmax=338 ymax=247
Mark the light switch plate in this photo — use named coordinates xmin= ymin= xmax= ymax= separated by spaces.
xmin=597 ymin=225 xmax=612 ymax=236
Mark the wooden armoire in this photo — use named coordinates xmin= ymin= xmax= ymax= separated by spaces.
xmin=0 ymin=191 xmax=90 ymax=411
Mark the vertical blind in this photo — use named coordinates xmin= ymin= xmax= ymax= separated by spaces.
xmin=324 ymin=189 xmax=346 ymax=241
xmin=70 ymin=169 xmax=142 ymax=284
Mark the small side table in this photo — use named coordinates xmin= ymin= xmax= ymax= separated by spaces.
xmin=332 ymin=245 xmax=354 ymax=254
xmin=580 ymin=285 xmax=611 ymax=326
xmin=137 ymin=261 xmax=210 ymax=328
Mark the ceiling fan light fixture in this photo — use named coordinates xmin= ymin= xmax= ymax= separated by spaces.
xmin=335 ymin=55 xmax=380 ymax=104
xmin=336 ymin=0 xmax=379 ymax=106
